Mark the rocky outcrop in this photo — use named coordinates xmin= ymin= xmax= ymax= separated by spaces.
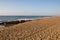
xmin=0 ymin=20 xmax=31 ymax=27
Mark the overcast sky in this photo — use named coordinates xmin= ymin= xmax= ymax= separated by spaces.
xmin=0 ymin=0 xmax=60 ymax=16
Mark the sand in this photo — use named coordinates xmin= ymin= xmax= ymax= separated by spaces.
xmin=0 ymin=17 xmax=60 ymax=40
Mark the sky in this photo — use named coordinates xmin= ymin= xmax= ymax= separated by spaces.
xmin=0 ymin=0 xmax=60 ymax=16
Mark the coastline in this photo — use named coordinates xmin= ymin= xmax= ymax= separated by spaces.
xmin=0 ymin=17 xmax=60 ymax=40
xmin=0 ymin=16 xmax=53 ymax=28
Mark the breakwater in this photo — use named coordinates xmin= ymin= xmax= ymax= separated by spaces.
xmin=0 ymin=20 xmax=31 ymax=27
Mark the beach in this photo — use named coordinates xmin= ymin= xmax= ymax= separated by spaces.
xmin=0 ymin=17 xmax=60 ymax=40
xmin=0 ymin=16 xmax=51 ymax=27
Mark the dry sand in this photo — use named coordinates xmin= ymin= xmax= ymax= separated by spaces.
xmin=0 ymin=17 xmax=60 ymax=40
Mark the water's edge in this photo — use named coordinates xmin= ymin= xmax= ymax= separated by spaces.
xmin=0 ymin=16 xmax=52 ymax=28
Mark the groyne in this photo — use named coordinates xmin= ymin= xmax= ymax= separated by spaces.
xmin=0 ymin=20 xmax=31 ymax=27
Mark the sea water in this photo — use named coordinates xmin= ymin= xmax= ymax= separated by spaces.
xmin=0 ymin=16 xmax=51 ymax=27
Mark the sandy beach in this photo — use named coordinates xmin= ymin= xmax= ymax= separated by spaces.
xmin=0 ymin=17 xmax=60 ymax=40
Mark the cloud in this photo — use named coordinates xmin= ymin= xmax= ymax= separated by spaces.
xmin=0 ymin=10 xmax=24 ymax=15
xmin=0 ymin=9 xmax=60 ymax=16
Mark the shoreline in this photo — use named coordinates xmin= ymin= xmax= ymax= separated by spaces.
xmin=0 ymin=17 xmax=60 ymax=40
xmin=0 ymin=17 xmax=53 ymax=28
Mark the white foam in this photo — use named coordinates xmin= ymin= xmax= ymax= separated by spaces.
xmin=17 ymin=18 xmax=34 ymax=21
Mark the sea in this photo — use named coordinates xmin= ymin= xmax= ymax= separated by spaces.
xmin=0 ymin=16 xmax=52 ymax=28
